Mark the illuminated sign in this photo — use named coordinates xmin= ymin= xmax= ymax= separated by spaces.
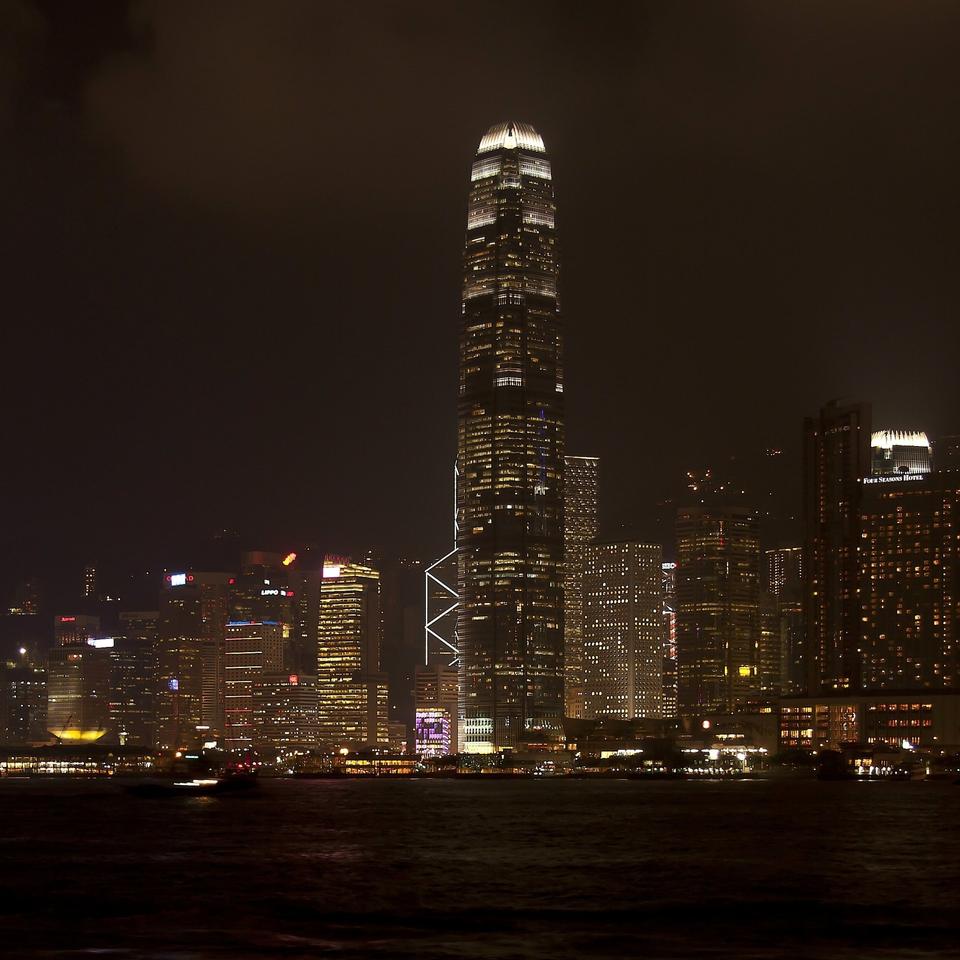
xmin=322 ymin=564 xmax=341 ymax=579
xmin=59 ymin=616 xmax=76 ymax=623
xmin=862 ymin=475 xmax=925 ymax=485
xmin=168 ymin=678 xmax=179 ymax=692
xmin=415 ymin=709 xmax=451 ymax=758
xmin=87 ymin=638 xmax=115 ymax=649
xmin=282 ymin=552 xmax=297 ymax=567
xmin=288 ymin=674 xmax=299 ymax=685
xmin=260 ymin=588 xmax=295 ymax=597
xmin=169 ymin=573 xmax=187 ymax=587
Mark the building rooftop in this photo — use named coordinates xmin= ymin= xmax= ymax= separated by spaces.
xmin=871 ymin=430 xmax=930 ymax=450
xmin=477 ymin=121 xmax=545 ymax=155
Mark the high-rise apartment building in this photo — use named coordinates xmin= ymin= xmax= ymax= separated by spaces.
xmin=582 ymin=542 xmax=663 ymax=719
xmin=859 ymin=470 xmax=959 ymax=689
xmin=457 ymin=121 xmax=565 ymax=753
xmin=870 ymin=430 xmax=932 ymax=477
xmin=316 ymin=560 xmax=388 ymax=750
xmin=676 ymin=505 xmax=761 ymax=716
xmin=803 ymin=399 xmax=872 ymax=694
xmin=563 ymin=455 xmax=599 ymax=719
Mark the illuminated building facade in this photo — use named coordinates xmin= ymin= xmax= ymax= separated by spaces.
xmin=859 ymin=471 xmax=959 ymax=689
xmin=0 ymin=664 xmax=47 ymax=744
xmin=253 ymin=673 xmax=318 ymax=755
xmin=108 ymin=629 xmax=157 ymax=747
xmin=316 ymin=560 xmax=389 ymax=750
xmin=870 ymin=430 xmax=932 ymax=477
xmin=223 ymin=621 xmax=285 ymax=749
xmin=764 ymin=547 xmax=805 ymax=695
xmin=779 ymin=694 xmax=960 ymax=751
xmin=457 ymin=121 xmax=565 ymax=752
xmin=563 ymin=455 xmax=599 ymax=719
xmin=803 ymin=399 xmax=872 ymax=694
xmin=46 ymin=643 xmax=110 ymax=742
xmin=661 ymin=562 xmax=678 ymax=719
xmin=582 ymin=542 xmax=664 ymax=719
xmin=54 ymin=614 xmax=100 ymax=647
xmin=676 ymin=506 xmax=761 ymax=716
xmin=425 ymin=464 xmax=460 ymax=668
xmin=415 ymin=663 xmax=459 ymax=755
xmin=156 ymin=571 xmax=232 ymax=750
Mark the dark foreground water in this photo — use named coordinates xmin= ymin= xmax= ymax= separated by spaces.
xmin=0 ymin=778 xmax=958 ymax=959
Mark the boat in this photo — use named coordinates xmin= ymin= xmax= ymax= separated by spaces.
xmin=126 ymin=749 xmax=258 ymax=797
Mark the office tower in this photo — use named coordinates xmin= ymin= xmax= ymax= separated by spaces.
xmin=109 ymin=615 xmax=158 ymax=746
xmin=388 ymin=721 xmax=408 ymax=754
xmin=0 ymin=663 xmax=47 ymax=744
xmin=156 ymin=571 xmax=232 ymax=751
xmin=372 ymin=552 xmax=423 ymax=741
xmin=661 ymin=562 xmax=678 ymax=719
xmin=223 ymin=621 xmax=285 ymax=749
xmin=933 ymin=435 xmax=960 ymax=472
xmin=426 ymin=462 xmax=460 ymax=668
xmin=289 ymin=567 xmax=324 ymax=676
xmin=316 ymin=560 xmax=389 ymax=750
xmin=803 ymin=399 xmax=872 ymax=694
xmin=859 ymin=470 xmax=959 ymax=689
xmin=54 ymin=614 xmax=100 ymax=647
xmin=676 ymin=505 xmax=761 ymax=716
xmin=582 ymin=541 xmax=663 ymax=719
xmin=253 ymin=672 xmax=318 ymax=755
xmin=82 ymin=565 xmax=97 ymax=599
xmin=870 ymin=430 xmax=932 ymax=477
xmin=563 ymin=455 xmax=599 ymax=719
xmin=757 ymin=593 xmax=782 ymax=696
xmin=457 ymin=121 xmax=565 ymax=753
xmin=414 ymin=663 xmax=459 ymax=756
xmin=46 ymin=643 xmax=111 ymax=742
xmin=765 ymin=547 xmax=805 ymax=694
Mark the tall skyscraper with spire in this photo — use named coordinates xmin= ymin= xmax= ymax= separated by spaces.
xmin=457 ymin=121 xmax=565 ymax=752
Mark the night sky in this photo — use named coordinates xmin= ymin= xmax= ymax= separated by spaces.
xmin=4 ymin=1 xmax=960 ymax=597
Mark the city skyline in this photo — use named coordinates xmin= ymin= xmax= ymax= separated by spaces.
xmin=5 ymin=3 xmax=960 ymax=597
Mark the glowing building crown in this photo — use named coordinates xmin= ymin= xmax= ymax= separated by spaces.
xmin=477 ymin=121 xmax=545 ymax=155
xmin=871 ymin=430 xmax=930 ymax=450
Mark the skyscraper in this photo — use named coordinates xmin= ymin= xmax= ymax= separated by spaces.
xmin=764 ymin=547 xmax=805 ymax=694
xmin=859 ymin=470 xmax=959 ymax=689
xmin=582 ymin=541 xmax=663 ymax=719
xmin=414 ymin=663 xmax=459 ymax=756
xmin=457 ymin=121 xmax=565 ymax=753
xmin=316 ymin=559 xmax=388 ymax=750
xmin=563 ymin=455 xmax=599 ymax=719
xmin=676 ymin=505 xmax=761 ymax=716
xmin=223 ymin=621 xmax=285 ymax=749
xmin=803 ymin=399 xmax=872 ymax=694
xmin=156 ymin=571 xmax=231 ymax=750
